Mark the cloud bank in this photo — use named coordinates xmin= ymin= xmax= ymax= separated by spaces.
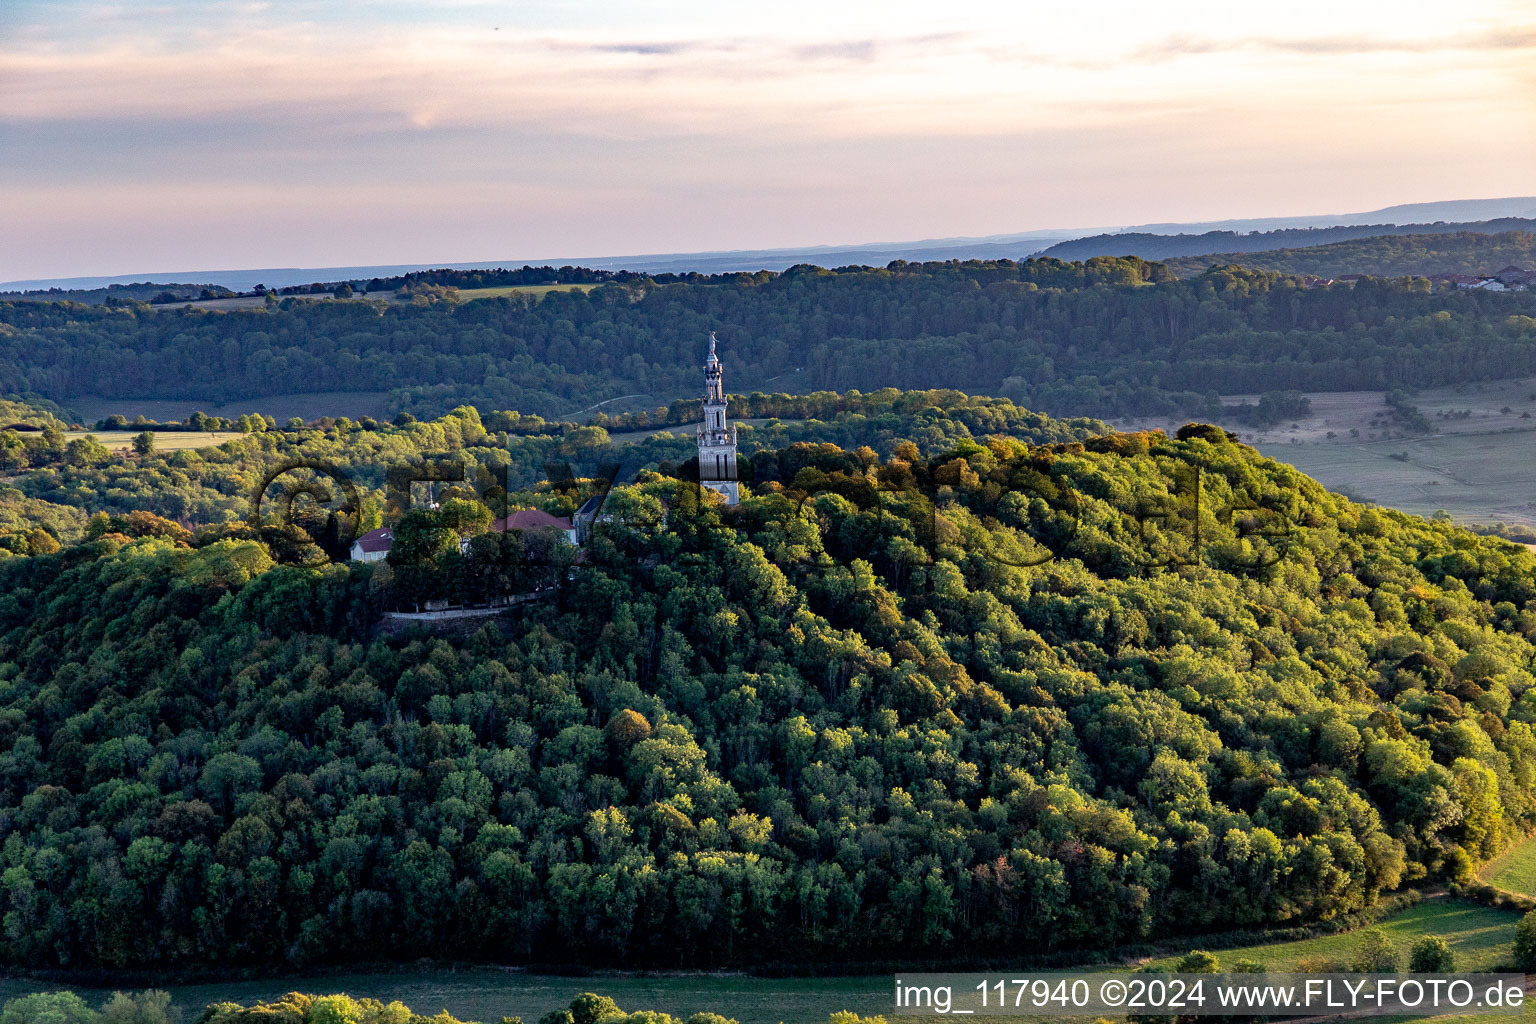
xmin=2 ymin=0 xmax=1533 ymax=279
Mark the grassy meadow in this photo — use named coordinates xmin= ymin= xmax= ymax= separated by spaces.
xmin=454 ymin=283 xmax=601 ymax=301
xmin=164 ymin=282 xmax=599 ymax=312
xmin=1480 ymin=835 xmax=1536 ymax=898
xmin=1117 ymin=378 xmax=1536 ymax=526
xmin=0 ymin=899 xmax=1520 ymax=1024
xmin=1142 ymin=898 xmax=1521 ymax=974
xmin=62 ymin=430 xmax=246 ymax=451
xmin=1257 ymin=432 xmax=1536 ymax=525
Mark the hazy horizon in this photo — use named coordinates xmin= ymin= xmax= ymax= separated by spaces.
xmin=4 ymin=0 xmax=1534 ymax=282
xmin=8 ymin=193 xmax=1536 ymax=293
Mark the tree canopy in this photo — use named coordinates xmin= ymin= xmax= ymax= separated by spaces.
xmin=2 ymin=417 xmax=1536 ymax=971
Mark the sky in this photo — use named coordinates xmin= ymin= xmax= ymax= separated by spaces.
xmin=3 ymin=0 xmax=1535 ymax=282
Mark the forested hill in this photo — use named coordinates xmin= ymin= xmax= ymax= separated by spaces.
xmin=0 ymin=395 xmax=71 ymax=430
xmin=4 ymin=259 xmax=1536 ymax=423
xmin=1162 ymin=230 xmax=1536 ymax=280
xmin=0 ymin=392 xmax=1101 ymax=551
xmin=1037 ymin=217 xmax=1536 ymax=262
xmin=2 ymin=426 xmax=1535 ymax=970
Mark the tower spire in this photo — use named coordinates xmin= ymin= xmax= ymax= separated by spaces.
xmin=697 ymin=331 xmax=739 ymax=505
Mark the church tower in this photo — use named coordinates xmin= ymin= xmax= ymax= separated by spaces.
xmin=697 ymin=331 xmax=739 ymax=505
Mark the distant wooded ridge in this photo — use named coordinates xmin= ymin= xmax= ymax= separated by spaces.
xmin=5 ymin=258 xmax=1536 ymax=423
xmin=1160 ymin=230 xmax=1536 ymax=280
xmin=7 ymin=196 xmax=1533 ymax=294
xmin=9 ymin=218 xmax=1536 ymax=307
xmin=1036 ymin=217 xmax=1536 ymax=263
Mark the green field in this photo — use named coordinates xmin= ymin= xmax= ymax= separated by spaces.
xmin=455 ymin=283 xmax=600 ymax=301
xmin=63 ymin=430 xmax=246 ymax=451
xmin=0 ymin=899 xmax=1518 ymax=1024
xmin=1144 ymin=898 xmax=1521 ymax=974
xmin=1118 ymin=378 xmax=1536 ymax=526
xmin=168 ymin=283 xmax=598 ymax=311
xmin=1257 ymin=430 xmax=1536 ymax=526
xmin=1481 ymin=835 xmax=1536 ymax=897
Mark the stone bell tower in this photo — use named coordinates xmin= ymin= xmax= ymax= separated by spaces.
xmin=697 ymin=331 xmax=739 ymax=504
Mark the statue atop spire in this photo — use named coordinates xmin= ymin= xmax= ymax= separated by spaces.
xmin=697 ymin=331 xmax=739 ymax=505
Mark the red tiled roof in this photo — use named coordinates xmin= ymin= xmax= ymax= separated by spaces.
xmin=493 ymin=509 xmax=573 ymax=532
xmin=354 ymin=527 xmax=394 ymax=552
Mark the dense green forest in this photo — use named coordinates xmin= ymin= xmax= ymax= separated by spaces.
xmin=1164 ymin=231 xmax=1536 ymax=280
xmin=0 ymin=392 xmax=1100 ymax=556
xmin=4 ymin=259 xmax=1536 ymax=422
xmin=4 ymin=396 xmax=1536 ymax=970
xmin=1036 ymin=218 xmax=1536 ymax=262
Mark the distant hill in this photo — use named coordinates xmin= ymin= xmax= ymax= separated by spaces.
xmin=0 ymin=233 xmax=1076 ymax=295
xmin=3 ymin=410 xmax=1536 ymax=970
xmin=0 ymin=282 xmax=236 ymax=305
xmin=1036 ymin=217 xmax=1536 ymax=263
xmin=1162 ymin=230 xmax=1536 ymax=279
xmin=1123 ymin=196 xmax=1536 ymax=234
xmin=8 ymin=196 xmax=1536 ymax=294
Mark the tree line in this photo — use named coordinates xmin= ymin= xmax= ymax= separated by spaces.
xmin=1163 ymin=231 xmax=1536 ymax=280
xmin=5 ymin=258 xmax=1535 ymax=423
xmin=1037 ymin=218 xmax=1536 ymax=263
